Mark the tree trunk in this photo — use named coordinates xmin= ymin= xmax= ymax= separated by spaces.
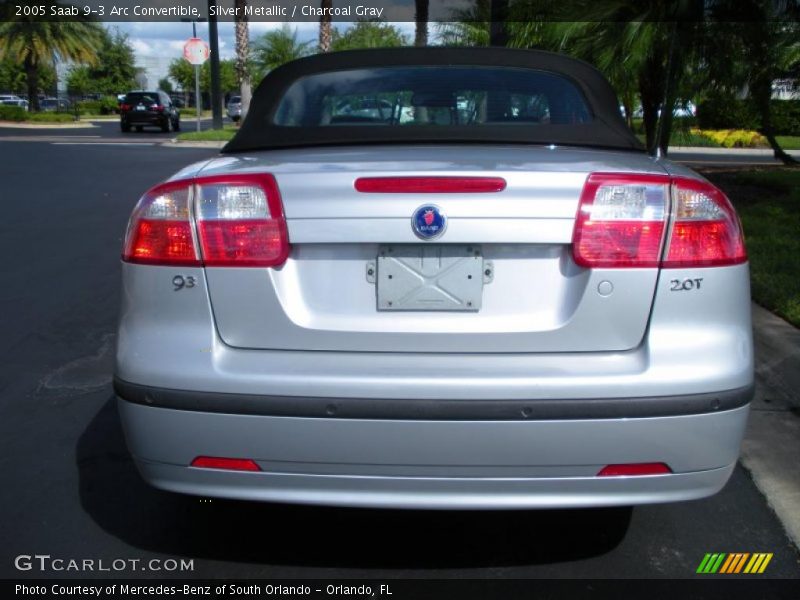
xmin=234 ymin=0 xmax=252 ymax=117
xmin=753 ymin=78 xmax=797 ymax=165
xmin=639 ymin=55 xmax=664 ymax=154
xmin=489 ymin=0 xmax=509 ymax=47
xmin=24 ymin=55 xmax=40 ymax=112
xmin=414 ymin=0 xmax=429 ymax=47
xmin=319 ymin=0 xmax=333 ymax=53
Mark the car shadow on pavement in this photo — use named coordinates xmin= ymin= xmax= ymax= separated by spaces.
xmin=78 ymin=398 xmax=632 ymax=569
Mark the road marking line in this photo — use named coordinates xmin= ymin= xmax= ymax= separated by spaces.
xmin=51 ymin=142 xmax=156 ymax=146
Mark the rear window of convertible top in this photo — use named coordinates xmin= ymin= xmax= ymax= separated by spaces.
xmin=273 ymin=66 xmax=592 ymax=127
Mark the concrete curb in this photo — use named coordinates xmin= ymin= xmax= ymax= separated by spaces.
xmin=162 ymin=139 xmax=226 ymax=149
xmin=741 ymin=303 xmax=800 ymax=549
xmin=0 ymin=121 xmax=98 ymax=129
xmin=670 ymin=146 xmax=800 ymax=156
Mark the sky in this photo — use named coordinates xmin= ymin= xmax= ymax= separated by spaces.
xmin=108 ymin=21 xmax=419 ymax=90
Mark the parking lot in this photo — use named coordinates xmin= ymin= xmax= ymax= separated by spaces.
xmin=1 ymin=127 xmax=798 ymax=580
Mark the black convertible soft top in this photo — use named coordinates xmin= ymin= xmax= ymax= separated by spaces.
xmin=223 ymin=47 xmax=644 ymax=154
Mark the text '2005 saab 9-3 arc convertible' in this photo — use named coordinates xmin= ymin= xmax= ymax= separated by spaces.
xmin=114 ymin=47 xmax=752 ymax=510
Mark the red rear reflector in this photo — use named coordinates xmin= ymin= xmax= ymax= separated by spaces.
xmin=597 ymin=463 xmax=672 ymax=477
xmin=355 ymin=176 xmax=507 ymax=194
xmin=190 ymin=456 xmax=261 ymax=472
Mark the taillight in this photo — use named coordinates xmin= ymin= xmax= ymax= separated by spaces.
xmin=195 ymin=174 xmax=289 ymax=267
xmin=119 ymin=103 xmax=131 ymax=112
xmin=663 ymin=177 xmax=746 ymax=267
xmin=152 ymin=104 xmax=164 ymax=112
xmin=122 ymin=174 xmax=289 ymax=268
xmin=573 ymin=173 xmax=670 ymax=268
xmin=573 ymin=173 xmax=746 ymax=269
xmin=122 ymin=180 xmax=198 ymax=266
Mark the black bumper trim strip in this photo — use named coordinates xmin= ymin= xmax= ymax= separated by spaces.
xmin=114 ymin=377 xmax=753 ymax=421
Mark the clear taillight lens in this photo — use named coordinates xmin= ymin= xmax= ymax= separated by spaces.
xmin=122 ymin=173 xmax=289 ymax=268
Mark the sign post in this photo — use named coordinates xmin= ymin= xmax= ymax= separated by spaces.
xmin=183 ymin=36 xmax=210 ymax=133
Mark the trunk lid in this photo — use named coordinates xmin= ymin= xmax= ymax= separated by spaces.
xmin=198 ymin=145 xmax=667 ymax=353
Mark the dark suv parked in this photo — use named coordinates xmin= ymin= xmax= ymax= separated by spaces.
xmin=120 ymin=91 xmax=180 ymax=133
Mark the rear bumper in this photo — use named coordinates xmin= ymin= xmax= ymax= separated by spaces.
xmin=123 ymin=114 xmax=168 ymax=125
xmin=115 ymin=377 xmax=752 ymax=420
xmin=117 ymin=397 xmax=749 ymax=509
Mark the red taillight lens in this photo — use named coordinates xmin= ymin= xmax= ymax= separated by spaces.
xmin=573 ymin=173 xmax=746 ymax=269
xmin=153 ymin=104 xmax=164 ymax=112
xmin=122 ymin=174 xmax=289 ymax=268
xmin=597 ymin=463 xmax=672 ymax=476
xmin=119 ymin=103 xmax=131 ymax=112
xmin=663 ymin=177 xmax=746 ymax=267
xmin=190 ymin=456 xmax=261 ymax=471
xmin=573 ymin=173 xmax=670 ymax=268
xmin=355 ymin=176 xmax=507 ymax=193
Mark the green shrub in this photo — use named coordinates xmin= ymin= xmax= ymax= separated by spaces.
xmin=28 ymin=112 xmax=75 ymax=123
xmin=76 ymin=95 xmax=119 ymax=115
xmin=772 ymin=101 xmax=800 ymax=136
xmin=695 ymin=128 xmax=768 ymax=148
xmin=697 ymin=93 xmax=760 ymax=130
xmin=698 ymin=94 xmax=800 ymax=135
xmin=0 ymin=105 xmax=27 ymax=121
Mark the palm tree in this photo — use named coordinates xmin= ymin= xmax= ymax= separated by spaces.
xmin=319 ymin=0 xmax=333 ymax=53
xmin=709 ymin=0 xmax=799 ymax=164
xmin=0 ymin=2 xmax=102 ymax=111
xmin=524 ymin=0 xmax=705 ymax=155
xmin=436 ymin=0 xmax=491 ymax=47
xmin=252 ymin=24 xmax=312 ymax=79
xmin=234 ymin=0 xmax=252 ymax=117
xmin=415 ymin=0 xmax=429 ymax=47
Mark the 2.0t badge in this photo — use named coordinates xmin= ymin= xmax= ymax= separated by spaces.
xmin=412 ymin=205 xmax=447 ymax=240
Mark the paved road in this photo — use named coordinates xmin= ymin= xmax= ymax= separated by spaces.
xmin=0 ymin=138 xmax=798 ymax=580
xmin=0 ymin=118 xmax=221 ymax=145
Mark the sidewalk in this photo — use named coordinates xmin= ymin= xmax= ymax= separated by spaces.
xmin=741 ymin=303 xmax=800 ymax=548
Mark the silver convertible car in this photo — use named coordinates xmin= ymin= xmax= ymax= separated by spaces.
xmin=115 ymin=48 xmax=752 ymax=509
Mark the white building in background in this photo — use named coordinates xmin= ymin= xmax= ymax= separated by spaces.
xmin=772 ymin=79 xmax=799 ymax=100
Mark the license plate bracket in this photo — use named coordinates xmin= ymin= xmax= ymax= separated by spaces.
xmin=375 ymin=245 xmax=486 ymax=311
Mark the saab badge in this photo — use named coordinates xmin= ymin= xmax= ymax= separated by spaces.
xmin=412 ymin=205 xmax=446 ymax=240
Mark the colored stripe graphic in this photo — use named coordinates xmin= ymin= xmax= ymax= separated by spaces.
xmin=720 ymin=553 xmax=749 ymax=573
xmin=744 ymin=553 xmax=774 ymax=574
xmin=697 ymin=553 xmax=727 ymax=573
xmin=697 ymin=552 xmax=773 ymax=574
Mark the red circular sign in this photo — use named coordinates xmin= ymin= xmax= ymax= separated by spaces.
xmin=183 ymin=37 xmax=210 ymax=65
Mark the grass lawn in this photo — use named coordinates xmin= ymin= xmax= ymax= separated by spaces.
xmin=702 ymin=167 xmax=800 ymax=327
xmin=176 ymin=126 xmax=237 ymax=142
xmin=775 ymin=136 xmax=800 ymax=150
